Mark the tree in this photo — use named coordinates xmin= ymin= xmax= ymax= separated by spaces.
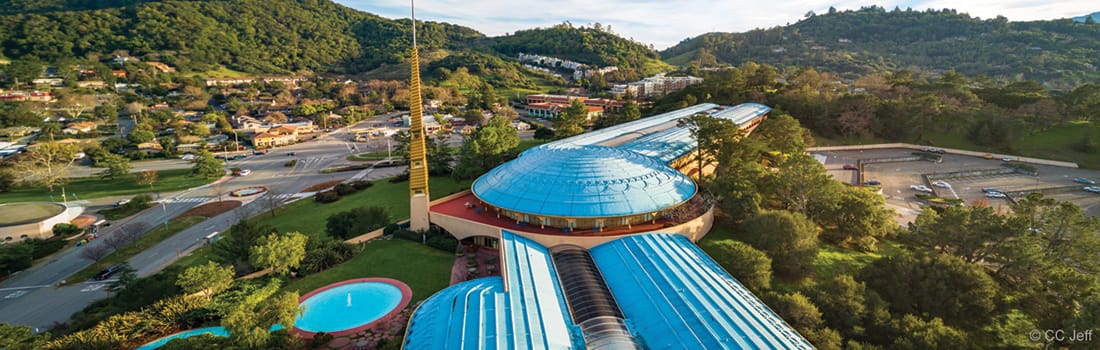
xmin=97 ymin=153 xmax=131 ymax=179
xmin=127 ymin=128 xmax=155 ymax=144
xmin=137 ymin=169 xmax=158 ymax=189
xmin=0 ymin=170 xmax=14 ymax=192
xmin=191 ymin=150 xmax=224 ymax=178
xmin=213 ymin=221 xmax=276 ymax=274
xmin=763 ymin=153 xmax=839 ymax=219
xmin=325 ymin=206 xmax=390 ymax=240
xmin=619 ymin=98 xmax=641 ymax=123
xmin=40 ymin=123 xmax=62 ymax=141
xmin=553 ymin=99 xmax=588 ymax=138
xmin=176 ymin=261 xmax=235 ymax=297
xmin=219 ymin=280 xmax=302 ymax=348
xmin=453 ymin=115 xmax=519 ymax=179
xmin=706 ymin=240 xmax=772 ymax=291
xmin=754 ymin=113 xmax=813 ymax=154
xmin=13 ymin=141 xmax=82 ymax=193
xmin=57 ymin=94 xmax=98 ymax=121
xmin=680 ymin=113 xmax=744 ymax=179
xmin=860 ymin=254 xmax=998 ymax=330
xmin=888 ymin=315 xmax=967 ymax=350
xmin=249 ymin=232 xmax=308 ymax=275
xmin=805 ymin=274 xmax=882 ymax=339
xmin=739 ymin=210 xmax=818 ymax=277
xmin=80 ymin=245 xmax=112 ymax=262
xmin=820 ymin=186 xmax=897 ymax=250
xmin=94 ymin=104 xmax=118 ymax=123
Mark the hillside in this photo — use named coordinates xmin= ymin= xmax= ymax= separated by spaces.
xmin=0 ymin=0 xmax=483 ymax=74
xmin=488 ymin=23 xmax=668 ymax=74
xmin=662 ymin=6 xmax=1100 ymax=87
xmin=1073 ymin=11 xmax=1100 ymax=23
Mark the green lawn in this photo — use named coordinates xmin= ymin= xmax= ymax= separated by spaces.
xmin=514 ymin=139 xmax=548 ymax=153
xmin=201 ymin=66 xmax=251 ymax=78
xmin=253 ymin=176 xmax=471 ymax=239
xmin=99 ymin=203 xmax=154 ymax=220
xmin=346 ymin=151 xmax=391 ymax=161
xmin=69 ymin=216 xmax=208 ymax=282
xmin=284 ymin=239 xmax=453 ymax=302
xmin=0 ymin=169 xmax=216 ymax=204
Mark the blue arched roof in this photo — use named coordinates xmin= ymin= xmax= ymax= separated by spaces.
xmin=403 ymin=232 xmax=580 ymax=350
xmin=590 ymin=234 xmax=813 ymax=349
xmin=472 ymin=145 xmax=696 ymax=218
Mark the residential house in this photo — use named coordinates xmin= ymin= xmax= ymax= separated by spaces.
xmin=512 ymin=121 xmax=531 ymax=131
xmin=77 ymin=81 xmax=107 ymax=89
xmin=62 ymin=122 xmax=98 ymax=135
xmin=145 ymin=62 xmax=176 ymax=73
xmin=32 ymin=78 xmax=64 ymax=87
xmin=204 ymin=78 xmax=255 ymax=87
xmin=252 ymin=125 xmax=298 ymax=149
xmin=137 ymin=141 xmax=164 ymax=153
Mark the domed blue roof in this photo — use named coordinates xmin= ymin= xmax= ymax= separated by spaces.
xmin=472 ymin=145 xmax=696 ymax=218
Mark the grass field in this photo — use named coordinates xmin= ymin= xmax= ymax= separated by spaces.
xmin=69 ymin=216 xmax=207 ymax=282
xmin=0 ymin=202 xmax=65 ymax=225
xmin=514 ymin=139 xmax=548 ymax=153
xmin=0 ymin=169 xmax=216 ymax=204
xmin=252 ymin=176 xmax=471 ymax=239
xmin=283 ymin=239 xmax=453 ymax=303
xmin=201 ymin=66 xmax=251 ymax=78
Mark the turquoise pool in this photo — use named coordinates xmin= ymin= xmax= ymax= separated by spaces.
xmin=135 ymin=327 xmax=228 ymax=350
xmin=295 ymin=281 xmax=404 ymax=334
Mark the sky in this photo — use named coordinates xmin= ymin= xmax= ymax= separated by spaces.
xmin=334 ymin=0 xmax=1097 ymax=49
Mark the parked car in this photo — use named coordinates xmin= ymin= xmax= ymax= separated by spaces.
xmin=286 ymin=152 xmax=296 ymax=156
xmin=983 ymin=154 xmax=994 ymax=159
xmin=1073 ymin=177 xmax=1097 ymax=185
xmin=863 ymin=179 xmax=881 ymax=186
xmin=981 ymin=187 xmax=1002 ymax=194
xmin=180 ymin=154 xmax=196 ymax=161
xmin=1084 ymin=186 xmax=1100 ymax=194
xmin=214 ymin=155 xmax=227 ymax=160
xmin=932 ymin=180 xmax=951 ymax=188
xmin=238 ymin=169 xmax=252 ymax=176
xmin=114 ymin=199 xmax=130 ymax=207
xmin=94 ymin=265 xmax=124 ymax=280
xmin=985 ymin=192 xmax=1007 ymax=198
xmin=842 ymin=164 xmax=859 ymax=170
xmin=231 ymin=154 xmax=246 ymax=160
xmin=1002 ymin=157 xmax=1013 ymax=162
xmin=253 ymin=150 xmax=266 ymax=155
xmin=910 ymin=184 xmax=933 ymax=193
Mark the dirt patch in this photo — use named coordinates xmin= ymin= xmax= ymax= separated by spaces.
xmin=302 ymin=180 xmax=344 ymax=192
xmin=178 ymin=200 xmax=242 ymax=220
xmin=70 ymin=215 xmax=98 ymax=229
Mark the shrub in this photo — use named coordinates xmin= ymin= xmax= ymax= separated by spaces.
xmin=27 ymin=238 xmax=67 ymax=259
xmin=350 ymin=180 xmax=373 ymax=190
xmin=334 ymin=183 xmax=356 ymax=196
xmin=325 ymin=206 xmax=390 ymax=240
xmin=389 ymin=173 xmax=410 ymax=183
xmin=53 ymin=223 xmax=83 ymax=236
xmin=128 ymin=150 xmax=151 ymax=160
xmin=313 ymin=190 xmax=340 ymax=203
xmin=392 ymin=227 xmax=457 ymax=252
xmin=284 ymin=159 xmax=298 ymax=167
xmin=299 ymin=240 xmax=360 ymax=276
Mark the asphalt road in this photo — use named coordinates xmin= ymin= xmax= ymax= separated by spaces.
xmin=0 ymin=130 xmax=379 ymax=329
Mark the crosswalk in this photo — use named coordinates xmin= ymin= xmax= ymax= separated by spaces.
xmin=168 ymin=196 xmax=211 ymax=204
xmin=296 ymin=156 xmax=337 ymax=169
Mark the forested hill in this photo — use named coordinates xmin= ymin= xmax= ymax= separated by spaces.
xmin=488 ymin=23 xmax=667 ymax=74
xmin=661 ymin=6 xmax=1100 ymax=87
xmin=0 ymin=0 xmax=483 ymax=74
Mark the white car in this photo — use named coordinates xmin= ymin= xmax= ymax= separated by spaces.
xmin=931 ymin=180 xmax=951 ymax=188
xmin=238 ymin=169 xmax=252 ymax=176
xmin=910 ymin=185 xmax=933 ymax=193
xmin=180 ymin=154 xmax=196 ymax=161
xmin=985 ymin=192 xmax=1007 ymax=198
xmin=1084 ymin=186 xmax=1100 ymax=194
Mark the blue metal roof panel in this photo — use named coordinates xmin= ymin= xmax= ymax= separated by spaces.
xmin=403 ymin=232 xmax=579 ymax=350
xmin=619 ymin=103 xmax=772 ymax=164
xmin=473 ymin=145 xmax=696 ymax=218
xmin=526 ymin=103 xmax=719 ymax=154
xmin=589 ymin=233 xmax=813 ymax=350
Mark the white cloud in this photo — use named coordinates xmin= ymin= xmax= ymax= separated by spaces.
xmin=335 ymin=0 xmax=1097 ymax=49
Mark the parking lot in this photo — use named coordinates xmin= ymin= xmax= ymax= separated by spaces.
xmin=814 ymin=148 xmax=1100 ymax=224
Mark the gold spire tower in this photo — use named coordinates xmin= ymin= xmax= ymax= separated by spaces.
xmin=407 ymin=0 xmax=431 ymax=232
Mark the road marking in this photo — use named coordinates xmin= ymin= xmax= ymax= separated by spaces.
xmin=80 ymin=284 xmax=106 ymax=292
xmin=0 ymin=285 xmax=53 ymax=292
xmin=4 ymin=290 xmax=28 ymax=299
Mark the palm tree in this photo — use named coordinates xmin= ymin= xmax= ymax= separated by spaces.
xmin=41 ymin=122 xmax=62 ymax=141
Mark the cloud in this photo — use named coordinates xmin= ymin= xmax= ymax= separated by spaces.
xmin=335 ymin=0 xmax=1096 ymax=49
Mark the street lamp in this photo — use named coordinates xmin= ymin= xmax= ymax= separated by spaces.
xmin=161 ymin=199 xmax=170 ymax=230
